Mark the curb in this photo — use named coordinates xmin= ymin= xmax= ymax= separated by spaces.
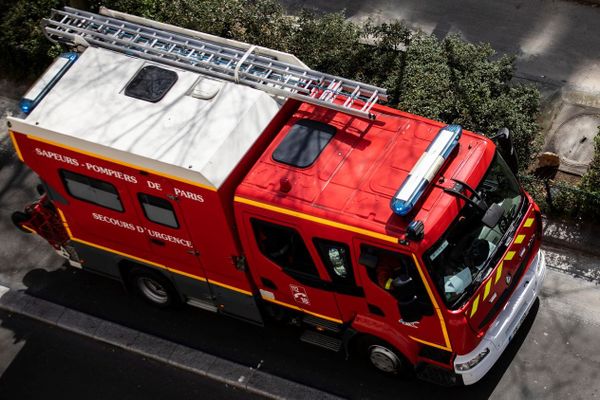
xmin=0 ymin=286 xmax=342 ymax=400
xmin=542 ymin=217 xmax=600 ymax=258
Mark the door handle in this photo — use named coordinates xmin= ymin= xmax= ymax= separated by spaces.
xmin=150 ymin=238 xmax=165 ymax=246
xmin=261 ymin=277 xmax=277 ymax=290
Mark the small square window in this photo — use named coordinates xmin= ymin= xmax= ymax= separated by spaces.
xmin=125 ymin=65 xmax=178 ymax=103
xmin=272 ymin=119 xmax=336 ymax=168
xmin=138 ymin=193 xmax=179 ymax=228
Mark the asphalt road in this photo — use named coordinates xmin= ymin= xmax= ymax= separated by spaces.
xmin=280 ymin=0 xmax=600 ymax=93
xmin=0 ymin=310 xmax=265 ymax=400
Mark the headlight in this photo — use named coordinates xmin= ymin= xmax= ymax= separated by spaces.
xmin=456 ymin=348 xmax=490 ymax=371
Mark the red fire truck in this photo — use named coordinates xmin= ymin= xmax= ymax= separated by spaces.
xmin=9 ymin=7 xmax=546 ymax=386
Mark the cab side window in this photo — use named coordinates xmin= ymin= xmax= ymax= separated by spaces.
xmin=359 ymin=244 xmax=432 ymax=314
xmin=251 ymin=219 xmax=319 ymax=278
xmin=138 ymin=193 xmax=179 ymax=228
xmin=60 ymin=169 xmax=123 ymax=211
xmin=313 ymin=239 xmax=353 ymax=285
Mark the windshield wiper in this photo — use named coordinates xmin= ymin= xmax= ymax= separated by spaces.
xmin=443 ymin=178 xmax=488 ymax=213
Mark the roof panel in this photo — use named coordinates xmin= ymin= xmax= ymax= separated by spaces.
xmin=24 ymin=47 xmax=281 ymax=188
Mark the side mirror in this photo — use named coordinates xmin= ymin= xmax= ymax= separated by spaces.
xmin=491 ymin=127 xmax=519 ymax=174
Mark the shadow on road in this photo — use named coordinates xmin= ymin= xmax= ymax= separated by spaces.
xmin=17 ymin=264 xmax=540 ymax=399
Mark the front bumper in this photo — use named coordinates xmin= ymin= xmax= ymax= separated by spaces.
xmin=454 ymin=250 xmax=547 ymax=385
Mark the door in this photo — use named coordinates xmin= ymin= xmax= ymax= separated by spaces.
xmin=243 ymin=216 xmax=343 ymax=322
xmin=354 ymin=240 xmax=451 ymax=351
xmin=57 ymin=168 xmax=149 ymax=257
xmin=130 ymin=175 xmax=205 ymax=277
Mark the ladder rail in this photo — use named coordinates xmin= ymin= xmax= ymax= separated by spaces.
xmin=46 ymin=7 xmax=387 ymax=100
xmin=45 ymin=12 xmax=381 ymax=102
xmin=43 ymin=7 xmax=389 ymax=119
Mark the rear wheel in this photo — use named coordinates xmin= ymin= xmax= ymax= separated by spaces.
xmin=129 ymin=269 xmax=179 ymax=308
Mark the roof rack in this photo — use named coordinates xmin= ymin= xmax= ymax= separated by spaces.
xmin=42 ymin=7 xmax=388 ymax=120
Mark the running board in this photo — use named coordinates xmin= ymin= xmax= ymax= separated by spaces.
xmin=186 ymin=297 xmax=218 ymax=313
xmin=300 ymin=330 xmax=342 ymax=352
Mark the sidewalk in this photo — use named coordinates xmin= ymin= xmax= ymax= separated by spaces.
xmin=0 ymin=285 xmax=341 ymax=400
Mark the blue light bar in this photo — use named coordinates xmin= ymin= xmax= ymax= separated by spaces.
xmin=20 ymin=52 xmax=78 ymax=114
xmin=390 ymin=124 xmax=462 ymax=216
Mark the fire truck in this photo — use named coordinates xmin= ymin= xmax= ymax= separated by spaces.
xmin=9 ymin=7 xmax=546 ymax=386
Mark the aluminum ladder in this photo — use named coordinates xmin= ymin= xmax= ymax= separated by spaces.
xmin=42 ymin=7 xmax=388 ymax=120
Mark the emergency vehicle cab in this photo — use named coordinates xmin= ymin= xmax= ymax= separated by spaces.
xmin=9 ymin=7 xmax=546 ymax=386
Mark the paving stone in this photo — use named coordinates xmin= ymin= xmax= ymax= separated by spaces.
xmin=21 ymin=295 xmax=65 ymax=324
xmin=206 ymin=357 xmax=251 ymax=389
xmin=93 ymin=320 xmax=139 ymax=348
xmin=168 ymin=345 xmax=217 ymax=375
xmin=129 ymin=332 xmax=177 ymax=361
xmin=0 ymin=290 xmax=32 ymax=314
xmin=247 ymin=370 xmax=342 ymax=400
xmin=57 ymin=308 xmax=101 ymax=336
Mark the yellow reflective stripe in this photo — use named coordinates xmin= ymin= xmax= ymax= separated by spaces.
xmin=470 ymin=295 xmax=480 ymax=318
xmin=55 ymin=207 xmax=73 ymax=238
xmin=523 ymin=218 xmax=534 ymax=228
xmin=495 ymin=262 xmax=503 ymax=284
xmin=483 ymin=279 xmax=491 ymax=300
xmin=9 ymin=131 xmax=24 ymax=162
xmin=27 ymin=134 xmax=217 ymax=191
xmin=261 ymin=296 xmax=343 ymax=324
xmin=235 ymin=196 xmax=398 ymax=244
xmin=504 ymin=251 xmax=516 ymax=261
xmin=514 ymin=234 xmax=526 ymax=244
xmin=409 ymin=336 xmax=452 ymax=352
xmin=58 ymin=207 xmax=254 ymax=295
xmin=384 ymin=278 xmax=393 ymax=290
xmin=411 ymin=255 xmax=452 ymax=351
xmin=208 ymin=279 xmax=252 ymax=296
xmin=21 ymin=225 xmax=36 ymax=234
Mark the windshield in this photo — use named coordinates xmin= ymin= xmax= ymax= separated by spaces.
xmin=424 ymin=153 xmax=523 ymax=309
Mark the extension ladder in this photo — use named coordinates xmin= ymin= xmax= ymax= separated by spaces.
xmin=42 ymin=7 xmax=388 ymax=120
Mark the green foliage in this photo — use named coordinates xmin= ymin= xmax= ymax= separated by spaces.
xmin=398 ymin=34 xmax=540 ymax=166
xmin=397 ymin=33 xmax=455 ymax=121
xmin=521 ymin=174 xmax=600 ymax=223
xmin=581 ymin=128 xmax=600 ymax=190
xmin=0 ymin=0 xmax=65 ymax=78
xmin=286 ymin=10 xmax=361 ymax=78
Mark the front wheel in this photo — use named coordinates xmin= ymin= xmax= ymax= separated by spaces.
xmin=356 ymin=336 xmax=411 ymax=376
xmin=129 ymin=269 xmax=179 ymax=308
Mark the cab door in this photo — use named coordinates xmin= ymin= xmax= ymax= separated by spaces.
xmin=353 ymin=240 xmax=451 ymax=352
xmin=241 ymin=215 xmax=343 ymax=323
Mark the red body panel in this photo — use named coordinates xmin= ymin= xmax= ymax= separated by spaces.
xmin=11 ymin=131 xmax=251 ymax=293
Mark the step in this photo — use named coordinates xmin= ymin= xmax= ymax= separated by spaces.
xmin=300 ymin=330 xmax=342 ymax=352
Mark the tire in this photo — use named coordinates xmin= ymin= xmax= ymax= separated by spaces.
xmin=129 ymin=269 xmax=179 ymax=308
xmin=355 ymin=336 xmax=411 ymax=376
xmin=11 ymin=211 xmax=32 ymax=233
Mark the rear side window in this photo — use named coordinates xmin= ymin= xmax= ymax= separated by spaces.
xmin=272 ymin=119 xmax=336 ymax=168
xmin=60 ymin=170 xmax=123 ymax=211
xmin=138 ymin=193 xmax=179 ymax=228
xmin=251 ymin=219 xmax=319 ymax=278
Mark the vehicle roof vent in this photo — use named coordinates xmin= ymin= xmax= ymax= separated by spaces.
xmin=190 ymin=76 xmax=223 ymax=100
xmin=125 ymin=65 xmax=178 ymax=103
xmin=272 ymin=119 xmax=336 ymax=168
